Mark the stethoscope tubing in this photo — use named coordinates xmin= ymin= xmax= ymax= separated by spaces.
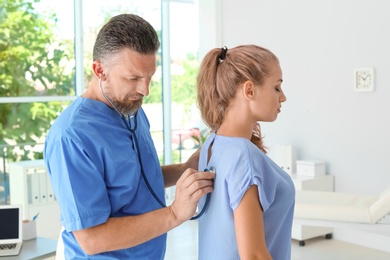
xmin=99 ymin=78 xmax=211 ymax=220
xmin=121 ymin=114 xmax=212 ymax=220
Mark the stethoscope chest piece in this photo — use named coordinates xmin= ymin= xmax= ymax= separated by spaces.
xmin=207 ymin=166 xmax=216 ymax=174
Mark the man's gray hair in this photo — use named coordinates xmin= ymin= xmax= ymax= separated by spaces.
xmin=93 ymin=13 xmax=160 ymax=62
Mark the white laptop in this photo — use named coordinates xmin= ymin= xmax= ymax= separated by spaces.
xmin=0 ymin=204 xmax=23 ymax=256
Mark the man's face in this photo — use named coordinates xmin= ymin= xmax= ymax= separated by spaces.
xmin=100 ymin=48 xmax=157 ymax=116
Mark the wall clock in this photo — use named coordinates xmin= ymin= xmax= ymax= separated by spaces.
xmin=354 ymin=68 xmax=374 ymax=92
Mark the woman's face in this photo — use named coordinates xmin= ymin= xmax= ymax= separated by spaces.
xmin=252 ymin=62 xmax=286 ymax=122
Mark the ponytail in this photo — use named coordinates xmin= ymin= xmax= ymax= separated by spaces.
xmin=197 ymin=45 xmax=278 ymax=153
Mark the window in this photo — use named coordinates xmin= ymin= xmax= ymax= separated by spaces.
xmin=0 ymin=0 xmax=200 ymax=204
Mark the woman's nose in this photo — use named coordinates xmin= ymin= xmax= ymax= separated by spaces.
xmin=280 ymin=90 xmax=287 ymax=102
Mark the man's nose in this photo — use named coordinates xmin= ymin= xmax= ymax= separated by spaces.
xmin=138 ymin=78 xmax=150 ymax=96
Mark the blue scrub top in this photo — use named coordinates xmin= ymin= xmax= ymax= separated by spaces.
xmin=44 ymin=97 xmax=166 ymax=259
xmin=198 ymin=133 xmax=295 ymax=260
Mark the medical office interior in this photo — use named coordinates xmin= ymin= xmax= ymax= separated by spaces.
xmin=1 ymin=0 xmax=390 ymax=259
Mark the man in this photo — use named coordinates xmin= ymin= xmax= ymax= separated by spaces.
xmin=43 ymin=13 xmax=214 ymax=259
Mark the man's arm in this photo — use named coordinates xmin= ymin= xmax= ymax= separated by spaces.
xmin=162 ymin=148 xmax=200 ymax=187
xmin=73 ymin=167 xmax=214 ymax=255
xmin=74 ymin=206 xmax=180 ymax=255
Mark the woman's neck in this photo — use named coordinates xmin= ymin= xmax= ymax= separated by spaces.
xmin=217 ymin=114 xmax=255 ymax=140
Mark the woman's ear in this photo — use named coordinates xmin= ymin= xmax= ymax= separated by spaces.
xmin=242 ymin=80 xmax=255 ymax=100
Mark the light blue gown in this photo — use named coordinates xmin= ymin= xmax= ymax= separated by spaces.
xmin=198 ymin=133 xmax=295 ymax=260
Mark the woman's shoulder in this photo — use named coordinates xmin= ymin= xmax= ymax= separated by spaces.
xmin=216 ymin=136 xmax=264 ymax=155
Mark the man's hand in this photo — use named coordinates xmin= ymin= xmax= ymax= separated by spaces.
xmin=169 ymin=168 xmax=215 ymax=222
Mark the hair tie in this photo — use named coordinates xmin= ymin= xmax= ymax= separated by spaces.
xmin=218 ymin=46 xmax=228 ymax=64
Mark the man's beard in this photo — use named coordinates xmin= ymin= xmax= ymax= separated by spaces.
xmin=110 ymin=95 xmax=143 ymax=116
xmin=101 ymin=78 xmax=144 ymax=116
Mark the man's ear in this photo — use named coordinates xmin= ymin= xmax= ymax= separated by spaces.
xmin=242 ymin=80 xmax=255 ymax=100
xmin=92 ymin=61 xmax=105 ymax=79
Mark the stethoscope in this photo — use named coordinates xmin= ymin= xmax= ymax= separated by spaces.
xmin=99 ymin=77 xmax=213 ymax=220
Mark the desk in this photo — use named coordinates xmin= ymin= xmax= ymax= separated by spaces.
xmin=1 ymin=237 xmax=57 ymax=260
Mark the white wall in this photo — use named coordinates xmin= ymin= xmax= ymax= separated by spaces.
xmin=199 ymin=0 xmax=390 ymax=195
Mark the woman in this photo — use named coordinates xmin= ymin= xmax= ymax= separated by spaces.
xmin=197 ymin=45 xmax=295 ymax=260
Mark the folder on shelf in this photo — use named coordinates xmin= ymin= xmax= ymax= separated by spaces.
xmin=46 ymin=172 xmax=56 ymax=202
xmin=38 ymin=170 xmax=48 ymax=203
xmin=27 ymin=171 xmax=40 ymax=205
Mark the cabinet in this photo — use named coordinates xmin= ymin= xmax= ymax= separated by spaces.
xmin=291 ymin=174 xmax=334 ymax=246
xmin=9 ymin=160 xmax=61 ymax=238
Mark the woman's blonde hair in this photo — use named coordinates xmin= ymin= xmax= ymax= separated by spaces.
xmin=196 ymin=45 xmax=279 ymax=153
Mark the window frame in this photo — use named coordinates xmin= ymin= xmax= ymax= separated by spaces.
xmin=0 ymin=0 xmax=200 ymax=163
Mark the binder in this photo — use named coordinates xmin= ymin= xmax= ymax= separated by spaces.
xmin=38 ymin=169 xmax=48 ymax=203
xmin=27 ymin=171 xmax=40 ymax=205
xmin=46 ymin=172 xmax=56 ymax=202
xmin=273 ymin=145 xmax=296 ymax=174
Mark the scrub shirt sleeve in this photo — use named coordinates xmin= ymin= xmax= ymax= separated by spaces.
xmin=48 ymin=137 xmax=111 ymax=232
